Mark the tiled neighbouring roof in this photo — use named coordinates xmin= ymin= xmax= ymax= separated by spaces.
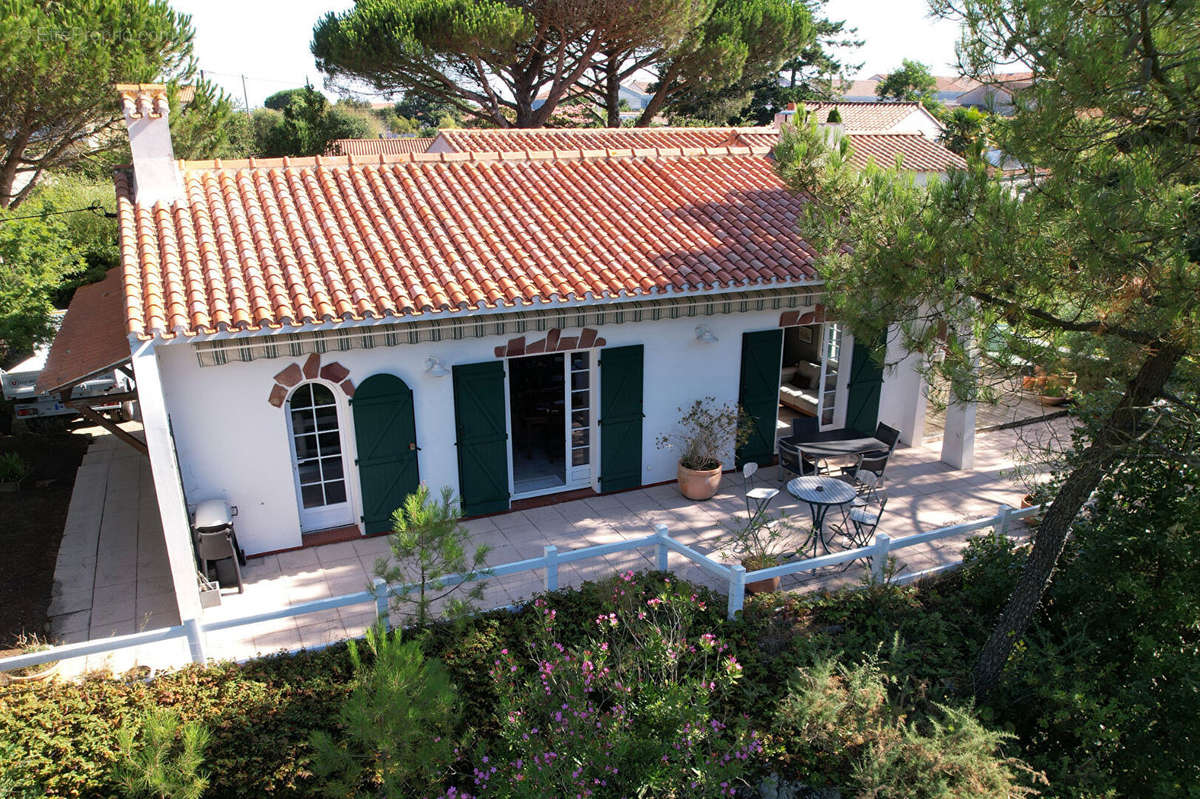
xmin=801 ymin=102 xmax=938 ymax=131
xmin=326 ymin=137 xmax=434 ymax=156
xmin=116 ymin=147 xmax=819 ymax=340
xmin=434 ymin=126 xmax=777 ymax=152
xmin=842 ymin=133 xmax=968 ymax=172
xmin=36 ymin=269 xmax=132 ymax=393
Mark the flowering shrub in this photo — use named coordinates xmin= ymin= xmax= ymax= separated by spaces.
xmin=447 ymin=572 xmax=762 ymax=797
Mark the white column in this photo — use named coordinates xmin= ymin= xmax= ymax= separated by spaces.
xmin=131 ymin=340 xmax=202 ymax=623
xmin=940 ymin=333 xmax=979 ymax=469
xmin=877 ymin=325 xmax=927 ymax=446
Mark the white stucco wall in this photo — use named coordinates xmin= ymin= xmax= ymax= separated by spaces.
xmin=156 ymin=309 xmax=869 ymax=555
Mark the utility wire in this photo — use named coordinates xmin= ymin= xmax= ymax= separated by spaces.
xmin=0 ymin=203 xmax=116 ymax=224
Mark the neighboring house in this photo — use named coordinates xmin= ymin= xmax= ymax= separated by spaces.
xmin=531 ymin=78 xmax=652 ymax=111
xmin=954 ymin=72 xmax=1033 ymax=114
xmin=40 ymin=85 xmax=973 ymax=622
xmin=775 ymin=101 xmax=944 ymax=140
xmin=833 ymin=72 xmax=1030 ymax=114
xmin=325 ymin=136 xmax=434 ymax=156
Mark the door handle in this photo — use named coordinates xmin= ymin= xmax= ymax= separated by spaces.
xmin=409 ymin=442 xmax=421 ymax=451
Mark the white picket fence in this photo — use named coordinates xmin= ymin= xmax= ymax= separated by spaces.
xmin=0 ymin=502 xmax=1041 ymax=674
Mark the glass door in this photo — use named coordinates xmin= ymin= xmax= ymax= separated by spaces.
xmin=287 ymin=382 xmax=353 ymax=532
xmin=567 ymin=352 xmax=592 ymax=485
xmin=818 ymin=323 xmax=842 ymax=429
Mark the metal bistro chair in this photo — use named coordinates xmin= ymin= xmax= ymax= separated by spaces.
xmin=842 ymin=422 xmax=901 ymax=500
xmin=845 ymin=490 xmax=889 ymax=550
xmin=742 ymin=462 xmax=780 ymax=525
xmin=777 ymin=416 xmax=823 ymax=481
xmin=196 ymin=529 xmax=244 ymax=594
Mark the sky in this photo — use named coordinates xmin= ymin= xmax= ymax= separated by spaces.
xmin=173 ymin=0 xmax=966 ymax=109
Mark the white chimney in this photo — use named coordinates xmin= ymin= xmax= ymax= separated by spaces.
xmin=116 ymin=83 xmax=183 ymax=205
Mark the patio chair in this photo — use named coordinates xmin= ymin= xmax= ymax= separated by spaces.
xmin=841 ymin=422 xmax=901 ymax=498
xmin=845 ymin=491 xmax=888 ymax=550
xmin=196 ymin=529 xmax=244 ymax=594
xmin=777 ymin=416 xmax=823 ymax=481
xmin=741 ymin=461 xmax=779 ymax=524
xmin=777 ymin=439 xmax=821 ymax=481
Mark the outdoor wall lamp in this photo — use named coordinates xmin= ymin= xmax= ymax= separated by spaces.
xmin=695 ymin=325 xmax=718 ymax=343
xmin=425 ymin=356 xmax=450 ymax=377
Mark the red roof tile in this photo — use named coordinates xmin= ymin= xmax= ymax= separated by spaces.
xmin=326 ymin=137 xmax=434 ymax=156
xmin=37 ymin=269 xmax=132 ymax=393
xmin=435 ymin=126 xmax=777 ymax=152
xmin=841 ymin=133 xmax=967 ymax=172
xmin=801 ymin=102 xmax=940 ymax=132
xmin=117 ymin=147 xmax=819 ymax=339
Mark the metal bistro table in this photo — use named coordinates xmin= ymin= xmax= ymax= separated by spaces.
xmin=787 ymin=475 xmax=859 ymax=556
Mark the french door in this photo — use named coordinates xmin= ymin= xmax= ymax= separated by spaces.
xmin=287 ymin=382 xmax=354 ymax=532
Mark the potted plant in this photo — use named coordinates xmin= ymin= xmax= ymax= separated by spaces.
xmin=656 ymin=397 xmax=753 ymax=500
xmin=0 ymin=452 xmax=29 ymax=493
xmin=1037 ymin=380 xmax=1070 ymax=406
xmin=723 ymin=511 xmax=803 ymax=594
xmin=0 ymin=633 xmax=60 ymax=684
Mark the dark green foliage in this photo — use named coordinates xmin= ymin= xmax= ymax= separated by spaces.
xmin=310 ymin=626 xmax=459 ymax=798
xmin=0 ymin=206 xmax=84 ymax=360
xmin=875 ymin=58 xmax=937 ymax=103
xmin=0 ymin=0 xmax=238 ymax=207
xmin=250 ymin=87 xmax=373 ymax=158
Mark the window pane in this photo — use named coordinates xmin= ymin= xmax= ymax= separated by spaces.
xmin=321 ymin=456 xmax=344 ymax=481
xmin=291 ymin=410 xmax=316 ymax=435
xmin=571 ymin=352 xmax=588 ymax=371
xmin=571 ymin=429 xmax=588 ymax=447
xmin=297 ymin=460 xmax=322 ymax=484
xmin=294 ymin=434 xmax=319 ymax=460
xmin=315 ymin=406 xmax=339 ymax=432
xmin=324 ymin=480 xmax=347 ymax=504
xmin=571 ymin=390 xmax=588 ymax=410
xmin=301 ymin=483 xmax=325 ymax=508
xmin=289 ymin=384 xmax=313 ymax=409
xmin=572 ymin=409 xmax=589 ymax=429
xmin=311 ymin=383 xmax=336 ymax=406
xmin=571 ymin=372 xmax=589 ymax=391
xmin=572 ymin=447 xmax=589 ymax=466
xmin=318 ymin=432 xmax=341 ymax=455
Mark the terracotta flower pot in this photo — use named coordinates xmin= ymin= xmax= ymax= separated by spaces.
xmin=1021 ymin=495 xmax=1043 ymax=527
xmin=745 ymin=575 xmax=782 ymax=595
xmin=677 ymin=461 xmax=722 ymax=500
xmin=1038 ymin=394 xmax=1068 ymax=406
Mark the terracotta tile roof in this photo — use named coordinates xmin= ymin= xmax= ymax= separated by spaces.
xmin=37 ymin=269 xmax=132 ymax=393
xmin=116 ymin=147 xmax=819 ymax=339
xmin=802 ymin=102 xmax=939 ymax=131
xmin=842 ymin=133 xmax=967 ymax=172
xmin=326 ymin=137 xmax=434 ymax=156
xmin=434 ymin=126 xmax=777 ymax=152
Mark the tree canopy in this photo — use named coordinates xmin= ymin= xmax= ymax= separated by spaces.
xmin=312 ymin=0 xmax=693 ymax=128
xmin=0 ymin=0 xmax=236 ymax=208
xmin=0 ymin=208 xmax=85 ymax=361
xmin=251 ymin=87 xmax=374 ymax=158
xmin=874 ymin=58 xmax=938 ymax=103
xmin=777 ymin=0 xmax=1199 ymax=697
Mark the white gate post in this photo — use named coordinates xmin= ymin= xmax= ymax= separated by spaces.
xmin=870 ymin=532 xmax=892 ymax=582
xmin=544 ymin=545 xmax=559 ymax=591
xmin=726 ymin=564 xmax=746 ymax=619
xmin=373 ymin=577 xmax=390 ymax=631
xmin=654 ymin=523 xmax=669 ymax=571
xmin=995 ymin=504 xmax=1013 ymax=541
xmin=183 ymin=617 xmax=207 ymax=664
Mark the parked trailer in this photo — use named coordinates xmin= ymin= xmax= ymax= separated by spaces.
xmin=1 ymin=344 xmax=132 ymax=431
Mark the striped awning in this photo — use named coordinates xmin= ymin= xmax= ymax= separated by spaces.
xmin=193 ymin=286 xmax=824 ymax=367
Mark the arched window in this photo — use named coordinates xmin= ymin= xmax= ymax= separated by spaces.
xmin=287 ymin=382 xmax=351 ymax=531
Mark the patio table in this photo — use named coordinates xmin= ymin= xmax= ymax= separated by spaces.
xmin=787 ymin=476 xmax=858 ymax=557
xmin=793 ymin=435 xmax=889 ymax=457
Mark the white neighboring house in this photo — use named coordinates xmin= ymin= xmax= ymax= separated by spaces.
xmin=774 ymin=101 xmax=945 ymax=141
xmin=39 ymin=85 xmax=974 ymax=623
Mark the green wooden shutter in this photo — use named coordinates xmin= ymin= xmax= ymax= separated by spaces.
xmin=737 ymin=329 xmax=784 ymax=467
xmin=352 ymin=374 xmax=420 ymax=534
xmin=452 ymin=361 xmax=510 ymax=516
xmin=598 ymin=344 xmax=644 ymax=493
xmin=845 ymin=335 xmax=885 ymax=435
